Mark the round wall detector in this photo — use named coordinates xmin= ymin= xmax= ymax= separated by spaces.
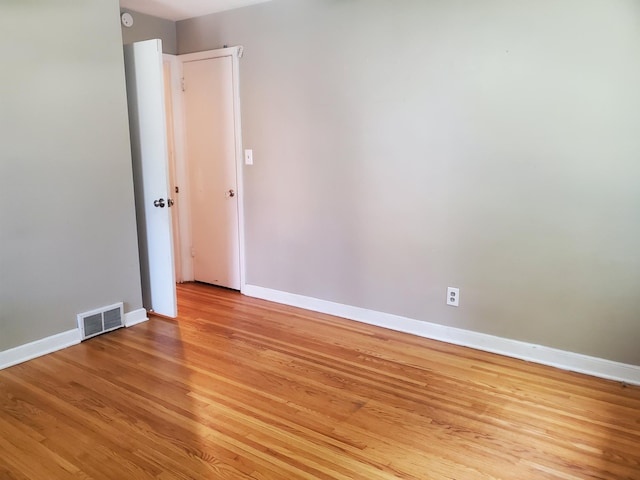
xmin=121 ymin=12 xmax=134 ymax=28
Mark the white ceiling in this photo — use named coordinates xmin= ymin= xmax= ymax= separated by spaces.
xmin=120 ymin=0 xmax=272 ymax=21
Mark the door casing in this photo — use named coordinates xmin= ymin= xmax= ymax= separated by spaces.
xmin=165 ymin=47 xmax=246 ymax=291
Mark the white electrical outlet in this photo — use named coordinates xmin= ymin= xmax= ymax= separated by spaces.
xmin=447 ymin=287 xmax=459 ymax=307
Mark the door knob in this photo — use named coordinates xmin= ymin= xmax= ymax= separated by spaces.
xmin=167 ymin=198 xmax=175 ymax=207
xmin=153 ymin=198 xmax=166 ymax=208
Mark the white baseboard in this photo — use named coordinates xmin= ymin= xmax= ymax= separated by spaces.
xmin=242 ymin=284 xmax=640 ymax=386
xmin=124 ymin=308 xmax=148 ymax=327
xmin=0 ymin=308 xmax=149 ymax=371
xmin=0 ymin=329 xmax=81 ymax=370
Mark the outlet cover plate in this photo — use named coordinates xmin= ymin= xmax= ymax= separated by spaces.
xmin=447 ymin=287 xmax=460 ymax=307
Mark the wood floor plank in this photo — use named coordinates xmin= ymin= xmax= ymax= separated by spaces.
xmin=1 ymin=282 xmax=639 ymax=479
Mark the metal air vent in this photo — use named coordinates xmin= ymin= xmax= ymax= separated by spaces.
xmin=78 ymin=303 xmax=124 ymax=340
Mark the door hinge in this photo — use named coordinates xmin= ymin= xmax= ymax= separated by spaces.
xmin=190 ymin=247 xmax=196 ymax=257
xmin=181 ymin=77 xmax=186 ymax=92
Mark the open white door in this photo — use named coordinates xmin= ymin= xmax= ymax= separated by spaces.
xmin=124 ymin=39 xmax=177 ymax=317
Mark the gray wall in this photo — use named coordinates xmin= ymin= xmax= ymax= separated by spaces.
xmin=177 ymin=0 xmax=640 ymax=366
xmin=121 ymin=8 xmax=177 ymax=54
xmin=0 ymin=0 xmax=143 ymax=351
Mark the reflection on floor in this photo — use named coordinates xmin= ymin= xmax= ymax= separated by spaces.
xmin=0 ymin=281 xmax=639 ymax=479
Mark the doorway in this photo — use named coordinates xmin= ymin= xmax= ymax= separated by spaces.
xmin=183 ymin=56 xmax=240 ymax=289
xmin=165 ymin=47 xmax=246 ymax=291
xmin=125 ymin=42 xmax=245 ymax=317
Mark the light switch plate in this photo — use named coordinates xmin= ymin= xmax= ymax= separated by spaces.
xmin=244 ymin=149 xmax=253 ymax=165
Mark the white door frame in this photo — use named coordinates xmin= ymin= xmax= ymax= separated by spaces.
xmin=162 ymin=53 xmax=193 ymax=283
xmin=170 ymin=46 xmax=246 ymax=291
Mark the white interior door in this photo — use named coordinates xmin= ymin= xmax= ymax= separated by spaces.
xmin=124 ymin=39 xmax=177 ymax=317
xmin=183 ymin=56 xmax=240 ymax=290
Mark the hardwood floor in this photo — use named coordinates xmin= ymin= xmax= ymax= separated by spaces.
xmin=1 ymin=282 xmax=639 ymax=479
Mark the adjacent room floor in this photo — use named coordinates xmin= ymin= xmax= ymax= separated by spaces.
xmin=1 ymin=282 xmax=639 ymax=479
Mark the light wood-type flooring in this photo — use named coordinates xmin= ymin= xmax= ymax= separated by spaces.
xmin=1 ymin=282 xmax=639 ymax=479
